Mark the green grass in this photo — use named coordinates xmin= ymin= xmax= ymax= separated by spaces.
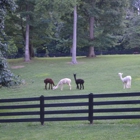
xmin=1 ymin=55 xmax=140 ymax=140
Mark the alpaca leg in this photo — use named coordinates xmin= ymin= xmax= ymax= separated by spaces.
xmin=60 ymin=85 xmax=63 ymax=90
xmin=69 ymin=83 xmax=71 ymax=90
xmin=123 ymin=83 xmax=126 ymax=89
xmin=45 ymin=84 xmax=47 ymax=90
xmin=51 ymin=84 xmax=53 ymax=89
xmin=126 ymin=83 xmax=129 ymax=88
xmin=83 ymin=84 xmax=84 ymax=89
xmin=77 ymin=84 xmax=79 ymax=89
xmin=126 ymin=81 xmax=131 ymax=88
xmin=50 ymin=84 xmax=53 ymax=89
xmin=80 ymin=84 xmax=84 ymax=89
xmin=79 ymin=84 xmax=81 ymax=90
xmin=49 ymin=84 xmax=51 ymax=89
xmin=129 ymin=80 xmax=131 ymax=88
xmin=125 ymin=84 xmax=127 ymax=88
xmin=126 ymin=82 xmax=128 ymax=88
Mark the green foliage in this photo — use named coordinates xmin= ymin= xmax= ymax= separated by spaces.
xmin=0 ymin=54 xmax=21 ymax=86
xmin=90 ymin=0 xmax=128 ymax=49
xmin=4 ymin=0 xmax=132 ymax=55
xmin=123 ymin=1 xmax=140 ymax=49
xmin=0 ymin=0 xmax=21 ymax=87
xmin=57 ymin=0 xmax=130 ymax=51
xmin=7 ymin=39 xmax=18 ymax=55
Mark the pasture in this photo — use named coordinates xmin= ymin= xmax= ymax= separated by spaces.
xmin=1 ymin=55 xmax=140 ymax=140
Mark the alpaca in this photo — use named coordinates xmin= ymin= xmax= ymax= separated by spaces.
xmin=73 ymin=74 xmax=84 ymax=90
xmin=44 ymin=78 xmax=55 ymax=90
xmin=118 ymin=73 xmax=132 ymax=89
xmin=53 ymin=78 xmax=71 ymax=90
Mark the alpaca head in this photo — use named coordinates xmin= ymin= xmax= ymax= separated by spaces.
xmin=118 ymin=73 xmax=123 ymax=76
xmin=53 ymin=86 xmax=57 ymax=90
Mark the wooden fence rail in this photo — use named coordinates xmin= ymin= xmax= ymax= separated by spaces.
xmin=0 ymin=92 xmax=140 ymax=125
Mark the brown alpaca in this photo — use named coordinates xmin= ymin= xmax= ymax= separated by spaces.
xmin=44 ymin=78 xmax=55 ymax=90
xmin=73 ymin=74 xmax=84 ymax=90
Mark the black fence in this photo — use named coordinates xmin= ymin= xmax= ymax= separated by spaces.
xmin=0 ymin=92 xmax=140 ymax=125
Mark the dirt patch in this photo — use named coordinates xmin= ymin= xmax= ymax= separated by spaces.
xmin=66 ymin=62 xmax=85 ymax=65
xmin=11 ymin=65 xmax=25 ymax=69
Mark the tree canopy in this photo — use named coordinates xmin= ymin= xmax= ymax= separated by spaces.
xmin=2 ymin=0 xmax=140 ymax=60
xmin=122 ymin=0 xmax=140 ymax=49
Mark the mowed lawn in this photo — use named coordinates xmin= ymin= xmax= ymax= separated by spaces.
xmin=1 ymin=55 xmax=140 ymax=140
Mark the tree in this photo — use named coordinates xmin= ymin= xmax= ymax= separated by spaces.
xmin=4 ymin=0 xmax=129 ymax=60
xmin=25 ymin=11 xmax=30 ymax=61
xmin=0 ymin=0 xmax=21 ymax=87
xmin=5 ymin=0 xmax=42 ymax=60
xmin=123 ymin=0 xmax=140 ymax=50
xmin=5 ymin=0 xmax=84 ymax=61
xmin=87 ymin=0 xmax=96 ymax=57
xmin=133 ymin=0 xmax=140 ymax=14
xmin=80 ymin=0 xmax=129 ymax=57
xmin=35 ymin=0 xmax=78 ymax=61
xmin=89 ymin=16 xmax=96 ymax=57
xmin=15 ymin=0 xmax=36 ymax=61
xmin=71 ymin=6 xmax=78 ymax=64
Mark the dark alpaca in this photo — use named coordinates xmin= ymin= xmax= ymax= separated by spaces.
xmin=73 ymin=74 xmax=84 ymax=90
xmin=44 ymin=78 xmax=55 ymax=90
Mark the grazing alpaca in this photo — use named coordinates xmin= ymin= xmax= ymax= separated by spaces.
xmin=118 ymin=73 xmax=132 ymax=89
xmin=53 ymin=78 xmax=71 ymax=90
xmin=44 ymin=78 xmax=55 ymax=90
xmin=73 ymin=74 xmax=84 ymax=90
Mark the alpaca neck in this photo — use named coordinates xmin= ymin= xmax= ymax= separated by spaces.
xmin=53 ymin=85 xmax=59 ymax=90
xmin=74 ymin=75 xmax=77 ymax=82
xmin=119 ymin=75 xmax=124 ymax=82
xmin=56 ymin=81 xmax=61 ymax=88
xmin=56 ymin=84 xmax=59 ymax=88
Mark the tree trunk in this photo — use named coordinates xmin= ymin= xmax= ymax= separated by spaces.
xmin=71 ymin=6 xmax=78 ymax=64
xmin=89 ymin=46 xmax=95 ymax=57
xmin=88 ymin=17 xmax=96 ymax=57
xmin=25 ymin=4 xmax=30 ymax=62
xmin=29 ymin=43 xmax=34 ymax=58
xmin=25 ymin=22 xmax=30 ymax=61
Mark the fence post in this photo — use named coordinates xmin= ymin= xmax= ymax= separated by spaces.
xmin=88 ymin=93 xmax=93 ymax=124
xmin=40 ymin=95 xmax=44 ymax=125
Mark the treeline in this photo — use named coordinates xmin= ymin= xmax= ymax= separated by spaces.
xmin=4 ymin=0 xmax=140 ymax=59
xmin=6 ymin=47 xmax=140 ymax=59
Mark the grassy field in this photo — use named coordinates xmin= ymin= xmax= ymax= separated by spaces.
xmin=1 ymin=55 xmax=140 ymax=140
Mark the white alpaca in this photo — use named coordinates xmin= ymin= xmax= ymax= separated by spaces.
xmin=53 ymin=78 xmax=72 ymax=90
xmin=118 ymin=73 xmax=132 ymax=89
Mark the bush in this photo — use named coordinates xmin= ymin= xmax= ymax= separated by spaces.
xmin=0 ymin=55 xmax=21 ymax=86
